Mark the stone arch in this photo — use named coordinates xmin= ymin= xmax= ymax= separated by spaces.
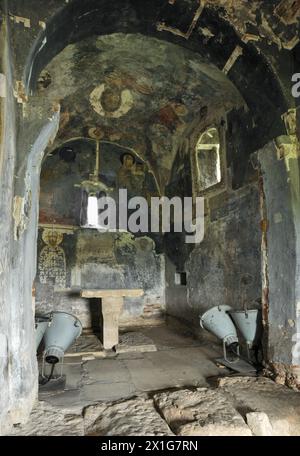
xmin=23 ymin=0 xmax=289 ymax=151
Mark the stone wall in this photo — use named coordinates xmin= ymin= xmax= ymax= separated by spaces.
xmin=0 ymin=13 xmax=60 ymax=433
xmin=165 ymin=183 xmax=261 ymax=329
xmin=0 ymin=16 xmax=18 ymax=434
xmin=35 ymin=229 xmax=165 ymax=328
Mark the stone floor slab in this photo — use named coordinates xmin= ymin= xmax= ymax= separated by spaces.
xmin=81 ymin=381 xmax=136 ymax=403
xmin=83 ymin=358 xmax=131 ymax=384
xmin=63 ymin=364 xmax=82 ymax=390
xmin=123 ymin=357 xmax=174 ymax=391
xmin=153 ymin=388 xmax=252 ymax=436
xmin=83 ymin=397 xmax=174 ymax=436
xmin=145 ymin=347 xmax=221 ymax=386
xmin=9 ymin=401 xmax=84 ymax=436
xmin=39 ymin=389 xmax=83 ymax=411
xmin=117 ymin=332 xmax=157 ymax=353
xmin=217 ymin=376 xmax=300 ymax=436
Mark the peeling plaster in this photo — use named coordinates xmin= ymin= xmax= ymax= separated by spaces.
xmin=206 ymin=0 xmax=298 ymax=50
xmin=241 ymin=33 xmax=260 ymax=44
xmin=274 ymin=0 xmax=300 ymax=26
xmin=13 ymin=196 xmax=27 ymax=240
xmin=9 ymin=15 xmax=31 ymax=29
xmin=282 ymin=109 xmax=297 ymax=136
xmin=223 ymin=46 xmax=243 ymax=75
xmin=14 ymin=81 xmax=27 ymax=104
xmin=157 ymin=2 xmax=204 ymax=39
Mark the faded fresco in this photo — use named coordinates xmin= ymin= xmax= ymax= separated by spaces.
xmin=39 ymin=140 xmax=158 ymax=225
xmin=39 ymin=34 xmax=243 ymax=193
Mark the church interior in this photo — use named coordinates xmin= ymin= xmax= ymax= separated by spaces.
xmin=0 ymin=0 xmax=300 ymax=437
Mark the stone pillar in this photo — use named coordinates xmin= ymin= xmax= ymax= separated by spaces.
xmin=81 ymin=289 xmax=143 ymax=351
xmin=101 ymin=296 xmax=124 ymax=350
xmin=258 ymin=129 xmax=300 ymax=386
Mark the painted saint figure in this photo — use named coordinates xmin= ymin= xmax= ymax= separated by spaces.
xmin=117 ymin=152 xmax=145 ymax=197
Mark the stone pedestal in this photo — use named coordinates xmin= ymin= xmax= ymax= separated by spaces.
xmin=81 ymin=289 xmax=144 ymax=350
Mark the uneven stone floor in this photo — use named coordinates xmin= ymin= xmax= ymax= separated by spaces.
xmin=9 ymin=377 xmax=300 ymax=436
xmin=8 ymin=325 xmax=300 ymax=436
xmin=37 ymin=325 xmax=224 ymax=409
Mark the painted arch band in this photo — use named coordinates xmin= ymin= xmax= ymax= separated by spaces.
xmin=87 ymin=189 xmax=205 ymax=244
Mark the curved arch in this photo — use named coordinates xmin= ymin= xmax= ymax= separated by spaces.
xmin=45 ymin=136 xmax=161 ymax=196
xmin=46 ymin=137 xmax=149 ymax=164
xmin=23 ymin=0 xmax=289 ymax=152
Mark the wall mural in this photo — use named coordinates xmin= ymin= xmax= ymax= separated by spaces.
xmin=39 ymin=140 xmax=159 ymax=226
xmin=117 ymin=152 xmax=147 ymax=197
xmin=39 ymin=34 xmax=243 ymax=192
xmin=38 ymin=229 xmax=66 ymax=289
xmin=89 ymin=83 xmax=134 ymax=118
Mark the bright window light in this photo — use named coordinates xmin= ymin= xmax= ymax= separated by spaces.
xmin=87 ymin=195 xmax=98 ymax=226
xmin=196 ymin=127 xmax=221 ymax=191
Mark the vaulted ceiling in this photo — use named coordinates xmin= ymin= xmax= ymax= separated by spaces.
xmin=41 ymin=33 xmax=244 ymax=189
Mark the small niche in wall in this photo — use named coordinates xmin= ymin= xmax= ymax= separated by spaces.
xmin=175 ymin=272 xmax=187 ymax=286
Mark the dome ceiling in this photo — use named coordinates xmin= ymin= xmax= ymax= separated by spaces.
xmin=41 ymin=33 xmax=244 ymax=190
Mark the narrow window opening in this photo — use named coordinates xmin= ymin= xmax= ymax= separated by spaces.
xmin=175 ymin=272 xmax=187 ymax=286
xmin=196 ymin=127 xmax=221 ymax=192
xmin=87 ymin=195 xmax=98 ymax=227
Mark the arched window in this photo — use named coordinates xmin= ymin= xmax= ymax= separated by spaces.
xmin=195 ymin=127 xmax=221 ymax=192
